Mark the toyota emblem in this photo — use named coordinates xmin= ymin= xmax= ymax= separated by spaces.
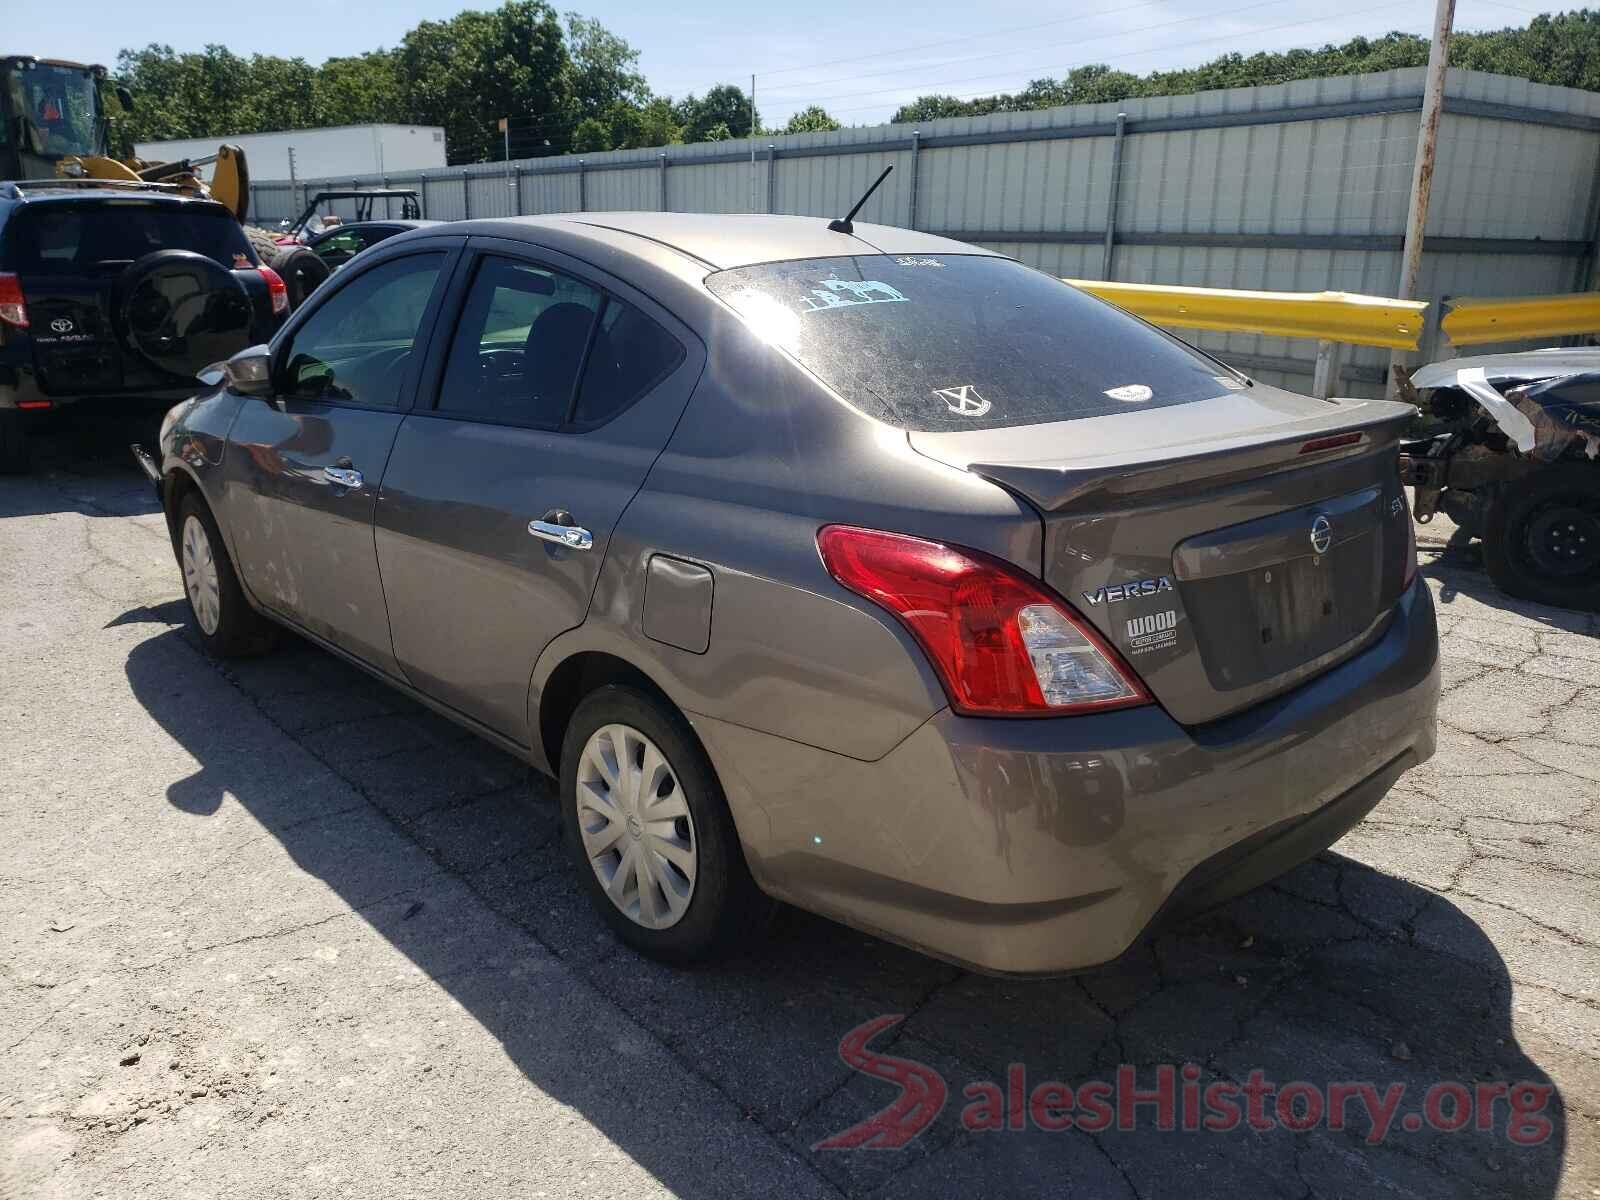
xmin=1310 ymin=514 xmax=1333 ymax=555
xmin=49 ymin=317 xmax=75 ymax=334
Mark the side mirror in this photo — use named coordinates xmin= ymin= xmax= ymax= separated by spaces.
xmin=222 ymin=345 xmax=274 ymax=397
xmin=115 ymin=85 xmax=135 ymax=113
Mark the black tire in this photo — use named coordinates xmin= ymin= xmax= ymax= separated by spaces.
xmin=269 ymin=245 xmax=331 ymax=311
xmin=1482 ymin=463 xmax=1600 ymax=612
xmin=560 ymin=684 xmax=773 ymax=963
xmin=174 ymin=493 xmax=276 ymax=657
xmin=0 ymin=410 xmax=28 ymax=475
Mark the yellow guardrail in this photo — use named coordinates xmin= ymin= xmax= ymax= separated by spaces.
xmin=1063 ymin=280 xmax=1427 ymax=350
xmin=1441 ymin=292 xmax=1600 ymax=346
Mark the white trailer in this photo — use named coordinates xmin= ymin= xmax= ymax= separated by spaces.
xmin=135 ymin=123 xmax=447 ymax=183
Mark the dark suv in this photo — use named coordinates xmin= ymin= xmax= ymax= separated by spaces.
xmin=0 ymin=181 xmax=287 ymax=471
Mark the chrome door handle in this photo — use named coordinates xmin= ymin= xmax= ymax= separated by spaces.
xmin=528 ymin=519 xmax=593 ymax=551
xmin=323 ymin=466 xmax=364 ymax=490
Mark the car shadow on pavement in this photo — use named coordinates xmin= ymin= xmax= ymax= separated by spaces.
xmin=122 ymin=614 xmax=1566 ymax=1199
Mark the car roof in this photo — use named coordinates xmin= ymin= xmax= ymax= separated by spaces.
xmin=456 ymin=212 xmax=1000 ymax=271
xmin=1 ymin=182 xmax=228 ymax=211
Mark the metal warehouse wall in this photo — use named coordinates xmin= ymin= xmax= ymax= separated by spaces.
xmin=249 ymin=68 xmax=1600 ymax=397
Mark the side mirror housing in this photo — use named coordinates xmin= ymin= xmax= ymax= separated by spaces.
xmin=115 ymin=85 xmax=135 ymax=112
xmin=222 ymin=345 xmax=274 ymax=397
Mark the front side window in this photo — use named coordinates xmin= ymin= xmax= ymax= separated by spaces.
xmin=282 ymin=252 xmax=444 ymax=406
xmin=705 ymin=254 xmax=1241 ymax=432
xmin=437 ymin=256 xmax=602 ymax=426
xmin=313 ymin=229 xmax=366 ymax=266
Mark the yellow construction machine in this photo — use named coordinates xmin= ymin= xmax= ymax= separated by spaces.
xmin=1 ymin=53 xmax=250 ymax=220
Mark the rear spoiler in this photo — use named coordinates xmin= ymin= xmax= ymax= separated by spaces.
xmin=964 ymin=403 xmax=1414 ymax=513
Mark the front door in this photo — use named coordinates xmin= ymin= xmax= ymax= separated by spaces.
xmin=222 ymin=247 xmax=453 ymax=675
xmin=375 ymin=243 xmax=702 ymax=741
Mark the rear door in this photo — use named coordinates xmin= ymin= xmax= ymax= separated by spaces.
xmin=375 ymin=238 xmax=701 ymax=741
xmin=221 ymin=244 xmax=458 ymax=675
xmin=10 ymin=199 xmax=264 ymax=394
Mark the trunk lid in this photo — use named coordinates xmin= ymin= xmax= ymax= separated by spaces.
xmin=910 ymin=385 xmax=1417 ymax=726
xmin=9 ymin=197 xmax=273 ymax=397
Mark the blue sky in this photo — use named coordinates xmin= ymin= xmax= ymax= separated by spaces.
xmin=34 ymin=0 xmax=1546 ymax=129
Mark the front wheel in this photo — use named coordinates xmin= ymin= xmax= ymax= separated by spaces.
xmin=175 ymin=494 xmax=276 ymax=657
xmin=560 ymin=685 xmax=773 ymax=963
xmin=1482 ymin=464 xmax=1600 ymax=612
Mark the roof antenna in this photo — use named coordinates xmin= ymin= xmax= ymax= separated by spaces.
xmin=828 ymin=165 xmax=894 ymax=235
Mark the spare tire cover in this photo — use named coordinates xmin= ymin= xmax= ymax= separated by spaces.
xmin=114 ymin=250 xmax=254 ymax=380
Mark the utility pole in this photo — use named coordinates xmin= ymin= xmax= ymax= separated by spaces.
xmin=287 ymin=146 xmax=298 ymax=219
xmin=1389 ymin=0 xmax=1455 ymax=399
xmin=749 ymin=74 xmax=758 ymax=213
xmin=500 ymin=116 xmax=512 ymax=198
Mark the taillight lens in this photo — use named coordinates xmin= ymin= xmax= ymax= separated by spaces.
xmin=817 ymin=525 xmax=1151 ymax=717
xmin=0 ymin=272 xmax=28 ymax=328
xmin=257 ymin=265 xmax=289 ymax=316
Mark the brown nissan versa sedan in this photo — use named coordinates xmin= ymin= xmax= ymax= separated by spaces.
xmin=135 ymin=212 xmax=1440 ymax=975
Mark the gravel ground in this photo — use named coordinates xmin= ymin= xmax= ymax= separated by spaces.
xmin=2 ymin=422 xmax=1597 ymax=1199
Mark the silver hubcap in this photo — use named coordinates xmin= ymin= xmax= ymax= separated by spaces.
xmin=576 ymin=723 xmax=697 ymax=930
xmin=181 ymin=515 xmax=222 ymax=637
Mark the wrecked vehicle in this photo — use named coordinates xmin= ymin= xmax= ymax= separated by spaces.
xmin=1401 ymin=349 xmax=1600 ymax=611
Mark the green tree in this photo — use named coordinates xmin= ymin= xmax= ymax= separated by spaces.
xmin=563 ymin=13 xmax=648 ymax=120
xmin=677 ymin=84 xmax=758 ymax=142
xmin=313 ymin=51 xmax=404 ymax=126
xmin=398 ymin=1 xmax=570 ymax=163
xmin=571 ymin=115 xmax=612 ymax=152
xmin=782 ymin=105 xmax=841 ymax=134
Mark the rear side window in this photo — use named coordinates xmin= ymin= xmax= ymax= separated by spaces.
xmin=437 ymin=256 xmax=603 ymax=427
xmin=573 ymin=298 xmax=684 ymax=428
xmin=6 ymin=202 xmax=256 ymax=274
xmin=705 ymin=254 xmax=1239 ymax=432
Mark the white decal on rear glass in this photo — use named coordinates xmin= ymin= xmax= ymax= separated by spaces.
xmin=894 ymin=256 xmax=944 ymax=267
xmin=799 ymin=278 xmax=909 ymax=313
xmin=934 ymin=385 xmax=991 ymax=417
xmin=1105 ymin=383 xmax=1154 ymax=403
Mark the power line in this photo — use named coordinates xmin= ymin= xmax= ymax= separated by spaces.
xmin=493 ymin=0 xmax=1413 ymax=139
xmin=801 ymin=0 xmax=1423 ymax=115
xmin=656 ymin=0 xmax=1180 ymax=88
xmin=758 ymin=0 xmax=1292 ymax=103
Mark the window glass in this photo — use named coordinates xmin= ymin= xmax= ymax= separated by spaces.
xmin=282 ymin=253 xmax=443 ymax=406
xmin=314 ymin=229 xmax=366 ymax=266
xmin=437 ymin=256 xmax=601 ymax=426
xmin=573 ymin=298 xmax=685 ymax=427
xmin=704 ymin=255 xmax=1241 ymax=432
xmin=8 ymin=203 xmax=255 ymax=274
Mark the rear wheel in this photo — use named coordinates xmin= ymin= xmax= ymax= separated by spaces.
xmin=270 ymin=245 xmax=332 ymax=311
xmin=1483 ymin=464 xmax=1600 ymax=612
xmin=0 ymin=410 xmax=28 ymax=474
xmin=560 ymin=685 xmax=773 ymax=963
xmin=176 ymin=493 xmax=276 ymax=657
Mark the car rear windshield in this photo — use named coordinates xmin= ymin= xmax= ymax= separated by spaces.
xmin=704 ymin=254 xmax=1241 ymax=432
xmin=6 ymin=202 xmax=256 ymax=275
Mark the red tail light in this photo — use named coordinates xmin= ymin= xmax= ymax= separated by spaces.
xmin=0 ymin=272 xmax=28 ymax=328
xmin=257 ymin=265 xmax=289 ymax=316
xmin=817 ymin=525 xmax=1151 ymax=717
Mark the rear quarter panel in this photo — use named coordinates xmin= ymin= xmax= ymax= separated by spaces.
xmin=531 ymin=303 xmax=1044 ymax=766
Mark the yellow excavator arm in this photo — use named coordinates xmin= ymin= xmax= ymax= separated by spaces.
xmin=57 ymin=144 xmax=251 ymax=223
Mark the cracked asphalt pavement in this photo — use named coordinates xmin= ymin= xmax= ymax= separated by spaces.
xmin=2 ymin=424 xmax=1597 ymax=1199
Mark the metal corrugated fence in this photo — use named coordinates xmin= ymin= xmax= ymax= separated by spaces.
xmin=247 ymin=68 xmax=1600 ymax=398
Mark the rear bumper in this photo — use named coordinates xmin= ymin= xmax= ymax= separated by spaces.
xmin=695 ymin=578 xmax=1440 ymax=975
